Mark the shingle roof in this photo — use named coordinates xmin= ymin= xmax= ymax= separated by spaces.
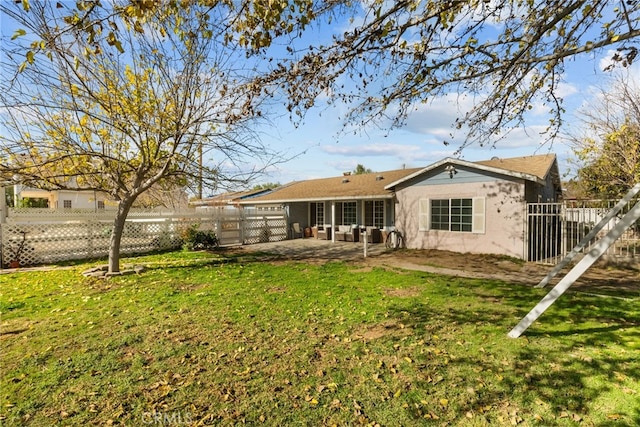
xmin=193 ymin=188 xmax=271 ymax=206
xmin=385 ymin=154 xmax=558 ymax=189
xmin=474 ymin=154 xmax=557 ymax=181
xmin=242 ymin=168 xmax=423 ymax=203
xmin=244 ymin=154 xmax=559 ymax=204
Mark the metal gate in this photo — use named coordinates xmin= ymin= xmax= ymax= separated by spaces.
xmin=527 ymin=203 xmax=563 ymax=263
xmin=527 ymin=200 xmax=640 ymax=264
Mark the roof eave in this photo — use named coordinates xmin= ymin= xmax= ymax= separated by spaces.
xmin=239 ymin=193 xmax=395 ymax=205
xmin=385 ymin=157 xmax=547 ymax=188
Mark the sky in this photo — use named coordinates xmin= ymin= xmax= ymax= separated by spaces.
xmin=249 ymin=4 xmax=640 ymax=188
xmin=255 ymin=53 xmax=639 ymax=187
xmin=1 ymin=2 xmax=639 ymax=193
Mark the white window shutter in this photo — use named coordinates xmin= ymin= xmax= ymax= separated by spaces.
xmin=472 ymin=197 xmax=485 ymax=234
xmin=419 ymin=198 xmax=430 ymax=231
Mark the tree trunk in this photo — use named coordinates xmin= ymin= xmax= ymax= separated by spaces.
xmin=108 ymin=198 xmax=135 ymax=273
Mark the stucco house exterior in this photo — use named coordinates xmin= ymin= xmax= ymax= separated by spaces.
xmin=385 ymin=154 xmax=561 ymax=259
xmin=242 ymin=154 xmax=561 ymax=259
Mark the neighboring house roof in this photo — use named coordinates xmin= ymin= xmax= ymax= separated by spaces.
xmin=385 ymin=154 xmax=559 ymax=189
xmin=192 ymin=188 xmax=273 ymax=207
xmin=241 ymin=168 xmax=423 ymax=204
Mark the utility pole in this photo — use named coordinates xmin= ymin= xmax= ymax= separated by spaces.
xmin=197 ymin=142 xmax=203 ymax=200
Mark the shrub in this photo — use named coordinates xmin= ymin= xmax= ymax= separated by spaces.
xmin=180 ymin=224 xmax=219 ymax=251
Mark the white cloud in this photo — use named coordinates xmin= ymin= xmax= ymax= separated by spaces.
xmin=321 ymin=142 xmax=420 ymax=157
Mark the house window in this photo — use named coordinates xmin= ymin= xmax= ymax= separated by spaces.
xmin=310 ymin=202 xmax=324 ymax=227
xmin=97 ymin=201 xmax=105 ymax=209
xmin=63 ymin=200 xmax=72 ymax=209
xmin=420 ymin=197 xmax=485 ymax=233
xmin=364 ymin=200 xmax=384 ymax=228
xmin=430 ymin=199 xmax=450 ymax=230
xmin=342 ymin=201 xmax=357 ymax=225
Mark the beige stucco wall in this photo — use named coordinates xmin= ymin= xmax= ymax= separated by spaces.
xmin=394 ymin=179 xmax=527 ymax=259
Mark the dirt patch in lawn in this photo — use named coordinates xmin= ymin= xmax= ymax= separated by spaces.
xmin=369 ymin=249 xmax=640 ymax=295
xmin=356 ymin=320 xmax=413 ymax=341
xmin=232 ymin=241 xmax=639 ymax=296
xmin=384 ymin=286 xmax=422 ymax=298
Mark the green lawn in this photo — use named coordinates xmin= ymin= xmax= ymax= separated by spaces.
xmin=1 ymin=250 xmax=638 ymax=426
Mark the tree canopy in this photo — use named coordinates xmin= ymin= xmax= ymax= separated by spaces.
xmin=569 ymin=75 xmax=640 ymax=199
xmin=1 ymin=1 xmax=283 ymax=272
xmin=353 ymin=164 xmax=373 ymax=175
xmin=259 ymin=0 xmax=640 ymax=148
xmin=6 ymin=1 xmax=640 ymax=148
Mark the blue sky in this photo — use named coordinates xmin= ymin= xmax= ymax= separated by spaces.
xmin=256 ymin=52 xmax=639 ymax=186
xmin=251 ymin=3 xmax=640 ymax=187
xmin=2 ymin=3 xmax=638 ymax=191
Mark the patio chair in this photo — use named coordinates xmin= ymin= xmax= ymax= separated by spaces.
xmin=291 ymin=223 xmax=303 ymax=239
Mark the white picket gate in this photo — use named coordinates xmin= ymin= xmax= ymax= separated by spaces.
xmin=0 ymin=207 xmax=288 ymax=268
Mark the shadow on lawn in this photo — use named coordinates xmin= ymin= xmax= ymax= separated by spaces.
xmin=384 ymin=283 xmax=640 ymax=425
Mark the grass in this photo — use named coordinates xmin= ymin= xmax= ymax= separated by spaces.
xmin=1 ymin=250 xmax=639 ymax=426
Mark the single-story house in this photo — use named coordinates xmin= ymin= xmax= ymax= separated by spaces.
xmin=239 ymin=168 xmax=423 ymax=242
xmin=241 ymin=154 xmax=561 ymax=259
xmin=385 ymin=154 xmax=561 ymax=259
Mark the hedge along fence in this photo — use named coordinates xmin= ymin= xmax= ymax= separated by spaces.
xmin=0 ymin=208 xmax=288 ymax=268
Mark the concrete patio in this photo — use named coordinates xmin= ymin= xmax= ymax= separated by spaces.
xmin=241 ymin=237 xmax=387 ymax=261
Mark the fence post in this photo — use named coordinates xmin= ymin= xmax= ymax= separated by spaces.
xmin=0 ymin=186 xmax=6 ymax=224
xmin=240 ymin=209 xmax=245 ymax=245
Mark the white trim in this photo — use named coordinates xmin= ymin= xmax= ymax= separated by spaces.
xmin=472 ymin=197 xmax=486 ymax=234
xmin=418 ymin=198 xmax=430 ymax=231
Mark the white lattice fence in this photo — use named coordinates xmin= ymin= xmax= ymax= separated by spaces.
xmin=0 ymin=219 xmax=189 ymax=268
xmin=1 ymin=208 xmax=288 ymax=267
xmin=243 ymin=216 xmax=288 ymax=244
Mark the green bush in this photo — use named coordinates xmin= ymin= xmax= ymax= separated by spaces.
xmin=180 ymin=224 xmax=219 ymax=251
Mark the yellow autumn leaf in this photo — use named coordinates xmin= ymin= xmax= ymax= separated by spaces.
xmin=12 ymin=29 xmax=27 ymax=40
xmin=439 ymin=398 xmax=448 ymax=407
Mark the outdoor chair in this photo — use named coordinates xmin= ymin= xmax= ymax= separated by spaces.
xmin=316 ymin=226 xmax=331 ymax=240
xmin=335 ymin=225 xmax=359 ymax=242
xmin=365 ymin=227 xmax=381 ymax=243
xmin=291 ymin=223 xmax=303 ymax=239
